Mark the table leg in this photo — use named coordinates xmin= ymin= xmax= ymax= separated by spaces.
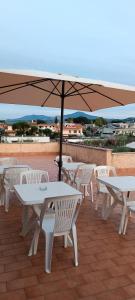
xmin=0 ymin=176 xmax=4 ymax=206
xmin=119 ymin=197 xmax=127 ymax=235
xmin=101 ymin=193 xmax=117 ymax=220
xmin=0 ymin=188 xmax=5 ymax=206
xmin=20 ymin=206 xmax=35 ymax=237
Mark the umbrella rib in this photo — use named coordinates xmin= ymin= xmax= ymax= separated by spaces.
xmin=89 ymin=86 xmax=124 ymax=106
xmin=65 ymin=82 xmax=93 ymax=96
xmin=69 ymin=82 xmax=93 ymax=112
xmin=66 ymin=91 xmax=95 ymax=97
xmin=0 ymin=84 xmax=29 ymax=96
xmin=0 ymin=78 xmax=48 ymax=89
xmin=65 ymin=82 xmax=78 ymax=95
xmin=30 ymin=84 xmax=59 ymax=97
xmin=40 ymin=80 xmax=61 ymax=107
xmin=50 ymin=80 xmax=61 ymax=95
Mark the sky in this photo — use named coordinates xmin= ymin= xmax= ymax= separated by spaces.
xmin=0 ymin=0 xmax=135 ymax=119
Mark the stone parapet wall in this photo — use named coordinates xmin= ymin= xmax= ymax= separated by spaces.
xmin=0 ymin=142 xmax=59 ymax=155
xmin=112 ymin=152 xmax=135 ymax=169
xmin=62 ymin=143 xmax=112 ymax=165
xmin=0 ymin=142 xmax=135 ymax=175
xmin=63 ymin=143 xmax=135 ymax=175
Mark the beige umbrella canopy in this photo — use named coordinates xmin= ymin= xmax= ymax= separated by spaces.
xmin=1 ymin=69 xmax=135 ymax=110
xmin=1 ymin=69 xmax=135 ymax=179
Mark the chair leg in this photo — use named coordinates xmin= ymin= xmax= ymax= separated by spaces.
xmin=101 ymin=194 xmax=110 ymax=220
xmin=20 ymin=206 xmax=30 ymax=236
xmin=90 ymin=182 xmax=94 ymax=203
xmin=123 ymin=213 xmax=129 ymax=235
xmin=71 ymin=225 xmax=78 ymax=267
xmin=0 ymin=187 xmax=5 ymax=206
xmin=5 ymin=189 xmax=10 ymax=212
xmin=64 ymin=234 xmax=68 ymax=248
xmin=95 ymin=198 xmax=99 ymax=210
xmin=45 ymin=232 xmax=54 ymax=273
xmin=95 ymin=194 xmax=100 ymax=210
xmin=28 ymin=225 xmax=40 ymax=256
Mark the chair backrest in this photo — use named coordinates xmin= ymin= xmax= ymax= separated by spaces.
xmin=94 ymin=165 xmax=116 ymax=178
xmin=40 ymin=195 xmax=82 ymax=234
xmin=55 ymin=155 xmax=72 ymax=165
xmin=94 ymin=165 xmax=116 ymax=192
xmin=20 ymin=170 xmax=49 ymax=184
xmin=0 ymin=157 xmax=17 ymax=166
xmin=4 ymin=166 xmax=30 ymax=190
xmin=74 ymin=164 xmax=96 ymax=185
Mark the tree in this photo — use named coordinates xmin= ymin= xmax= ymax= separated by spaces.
xmin=73 ymin=117 xmax=92 ymax=125
xmin=95 ymin=117 xmax=107 ymax=127
xmin=65 ymin=118 xmax=73 ymax=123
xmin=12 ymin=122 xmax=30 ymax=136
xmin=54 ymin=116 xmax=58 ymax=124
xmin=51 ymin=132 xmax=60 ymax=139
xmin=36 ymin=120 xmax=47 ymax=124
xmin=26 ymin=126 xmax=38 ymax=136
xmin=39 ymin=128 xmax=52 ymax=137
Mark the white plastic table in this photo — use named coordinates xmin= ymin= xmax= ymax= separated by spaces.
xmin=14 ymin=181 xmax=82 ymax=236
xmin=0 ymin=164 xmax=30 ymax=175
xmin=98 ymin=176 xmax=135 ymax=192
xmin=62 ymin=162 xmax=84 ymax=171
xmin=97 ymin=176 xmax=135 ymax=233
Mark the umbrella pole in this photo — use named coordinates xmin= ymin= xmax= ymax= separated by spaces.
xmin=58 ymin=80 xmax=65 ymax=181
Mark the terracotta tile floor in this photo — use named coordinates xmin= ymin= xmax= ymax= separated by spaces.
xmin=1 ymin=154 xmax=135 ymax=299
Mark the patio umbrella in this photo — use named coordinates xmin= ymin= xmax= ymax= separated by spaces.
xmin=1 ymin=69 xmax=135 ymax=180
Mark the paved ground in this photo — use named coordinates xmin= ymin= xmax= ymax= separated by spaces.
xmin=0 ymin=154 xmax=135 ymax=299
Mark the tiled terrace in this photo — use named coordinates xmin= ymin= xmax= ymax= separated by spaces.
xmin=1 ymin=154 xmax=135 ymax=299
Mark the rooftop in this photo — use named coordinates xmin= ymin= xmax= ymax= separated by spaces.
xmin=0 ymin=154 xmax=135 ymax=299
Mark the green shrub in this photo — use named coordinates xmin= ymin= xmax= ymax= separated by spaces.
xmin=112 ymin=146 xmax=135 ymax=153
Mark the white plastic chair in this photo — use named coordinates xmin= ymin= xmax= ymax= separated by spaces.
xmin=20 ymin=170 xmax=49 ymax=184
xmin=19 ymin=169 xmax=49 ymax=237
xmin=74 ymin=164 xmax=96 ymax=201
xmin=0 ymin=157 xmax=17 ymax=166
xmin=0 ymin=158 xmax=18 ymax=206
xmin=94 ymin=165 xmax=116 ymax=211
xmin=54 ymin=155 xmax=72 ymax=166
xmin=61 ymin=167 xmax=70 ymax=183
xmin=28 ymin=195 xmax=82 ymax=273
xmin=54 ymin=155 xmax=73 ymax=182
xmin=123 ymin=200 xmax=135 ymax=235
xmin=4 ymin=166 xmax=30 ymax=212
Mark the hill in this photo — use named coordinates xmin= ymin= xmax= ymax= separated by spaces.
xmin=6 ymin=114 xmax=54 ymax=124
xmin=64 ymin=111 xmax=97 ymax=120
xmin=6 ymin=111 xmax=135 ymax=124
xmin=6 ymin=111 xmax=98 ymax=123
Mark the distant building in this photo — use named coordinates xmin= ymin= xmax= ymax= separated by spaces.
xmin=36 ymin=123 xmax=58 ymax=132
xmin=115 ymin=127 xmax=135 ymax=135
xmin=4 ymin=125 xmax=15 ymax=136
xmin=101 ymin=127 xmax=115 ymax=138
xmin=63 ymin=124 xmax=83 ymax=136
xmin=36 ymin=123 xmax=83 ymax=136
